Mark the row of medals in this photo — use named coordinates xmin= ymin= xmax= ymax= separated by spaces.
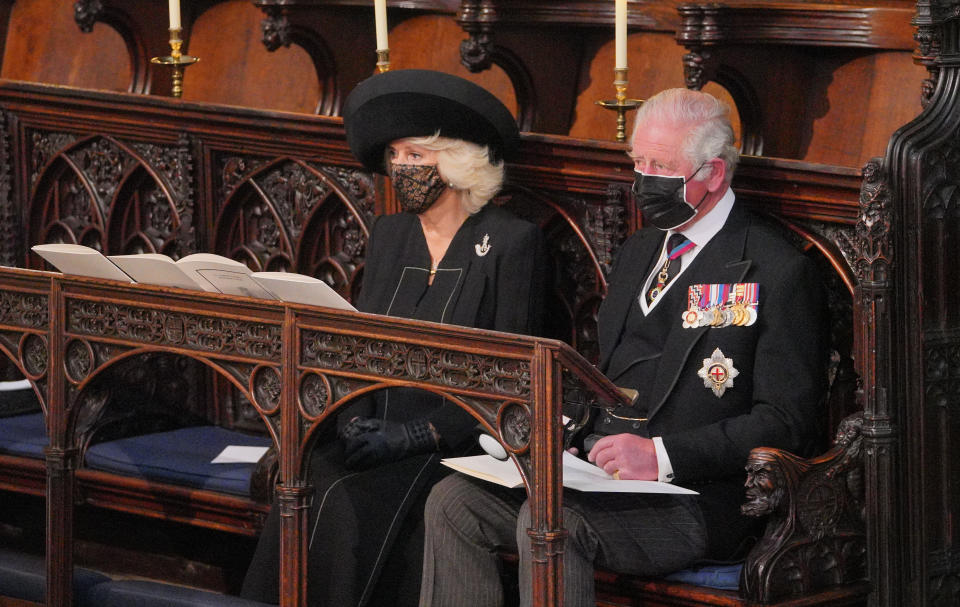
xmin=682 ymin=302 xmax=757 ymax=329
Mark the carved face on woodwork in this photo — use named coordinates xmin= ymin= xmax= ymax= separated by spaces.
xmin=742 ymin=451 xmax=786 ymax=517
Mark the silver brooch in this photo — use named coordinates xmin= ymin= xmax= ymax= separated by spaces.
xmin=697 ymin=347 xmax=739 ymax=397
xmin=475 ymin=234 xmax=491 ymax=257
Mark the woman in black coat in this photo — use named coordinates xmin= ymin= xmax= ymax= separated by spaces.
xmin=241 ymin=69 xmax=547 ymax=607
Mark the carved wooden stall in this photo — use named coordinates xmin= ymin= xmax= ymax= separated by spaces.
xmin=0 ymin=77 xmax=868 ymax=606
xmin=0 ymin=0 xmax=947 ymax=606
xmin=848 ymin=1 xmax=960 ymax=604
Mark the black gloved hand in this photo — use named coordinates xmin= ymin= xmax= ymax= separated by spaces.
xmin=340 ymin=417 xmax=438 ymax=470
xmin=338 ymin=416 xmax=383 ymax=440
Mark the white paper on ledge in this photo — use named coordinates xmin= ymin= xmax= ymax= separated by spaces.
xmin=0 ymin=379 xmax=32 ymax=391
xmin=211 ymin=445 xmax=270 ymax=464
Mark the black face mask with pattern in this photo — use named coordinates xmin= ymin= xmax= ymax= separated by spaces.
xmin=391 ymin=164 xmax=447 ymax=214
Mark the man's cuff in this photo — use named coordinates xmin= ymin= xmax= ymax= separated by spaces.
xmin=652 ymin=436 xmax=675 ymax=483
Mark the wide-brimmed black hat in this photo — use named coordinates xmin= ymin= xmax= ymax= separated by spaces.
xmin=342 ymin=69 xmax=520 ymax=174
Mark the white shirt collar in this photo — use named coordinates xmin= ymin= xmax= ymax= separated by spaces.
xmin=675 ymin=186 xmax=735 ymax=247
xmin=640 ymin=187 xmax=736 ymax=315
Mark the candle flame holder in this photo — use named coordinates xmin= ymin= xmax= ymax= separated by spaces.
xmin=151 ymin=28 xmax=199 ymax=98
xmin=376 ymin=49 xmax=391 ymax=73
xmin=596 ymin=68 xmax=643 ymax=143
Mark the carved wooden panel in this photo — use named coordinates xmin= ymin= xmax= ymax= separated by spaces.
xmin=0 ymin=110 xmax=15 ymax=268
xmin=209 ymin=154 xmax=378 ymax=430
xmin=26 ymin=131 xmax=197 ymax=262
xmin=741 ymin=414 xmax=867 ymax=603
xmin=212 ymin=156 xmax=375 ymax=298
xmin=0 ymin=280 xmax=49 ymax=408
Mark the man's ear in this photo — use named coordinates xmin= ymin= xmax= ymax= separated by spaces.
xmin=706 ymin=158 xmax=727 ymax=192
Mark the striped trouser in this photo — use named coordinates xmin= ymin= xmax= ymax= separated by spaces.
xmin=419 ymin=474 xmax=707 ymax=607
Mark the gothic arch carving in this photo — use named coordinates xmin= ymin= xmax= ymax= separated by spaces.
xmin=213 ymin=157 xmax=374 ymax=299
xmin=27 ymin=132 xmax=196 ymax=258
xmin=64 ymin=347 xmax=279 ymax=457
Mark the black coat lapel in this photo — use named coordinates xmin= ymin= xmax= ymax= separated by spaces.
xmin=645 ymin=207 xmax=753 ymax=419
xmin=598 ymin=229 xmax=664 ymax=372
xmin=437 ymin=212 xmax=482 ymax=326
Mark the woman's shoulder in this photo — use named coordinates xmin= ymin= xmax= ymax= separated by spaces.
xmin=472 ymin=205 xmax=539 ymax=239
xmin=367 ymin=213 xmax=418 ymax=248
xmin=371 ymin=212 xmax=418 ymax=233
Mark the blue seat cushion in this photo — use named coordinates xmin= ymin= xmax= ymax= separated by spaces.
xmin=0 ymin=547 xmax=110 ymax=603
xmin=82 ymin=580 xmax=277 ymax=607
xmin=0 ymin=412 xmax=48 ymax=458
xmin=663 ymin=562 xmax=743 ymax=590
xmin=84 ymin=426 xmax=272 ymax=497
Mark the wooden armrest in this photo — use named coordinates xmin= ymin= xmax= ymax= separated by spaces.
xmin=740 ymin=412 xmax=866 ymax=603
xmin=249 ymin=445 xmax=278 ymax=504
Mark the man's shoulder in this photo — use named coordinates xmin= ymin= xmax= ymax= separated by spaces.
xmin=738 ymin=209 xmax=809 ymax=261
xmin=619 ymin=226 xmax=665 ymax=253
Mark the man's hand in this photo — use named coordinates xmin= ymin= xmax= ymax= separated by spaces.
xmin=587 ymin=433 xmax=658 ymax=480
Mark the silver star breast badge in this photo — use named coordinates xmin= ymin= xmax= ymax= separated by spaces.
xmin=697 ymin=347 xmax=739 ymax=397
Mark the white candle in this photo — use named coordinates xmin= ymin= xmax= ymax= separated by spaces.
xmin=615 ymin=0 xmax=627 ymax=70
xmin=168 ymin=0 xmax=181 ymax=30
xmin=374 ymin=0 xmax=389 ymax=51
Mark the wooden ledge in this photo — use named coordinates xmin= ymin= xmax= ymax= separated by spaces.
xmin=678 ymin=2 xmax=915 ymax=49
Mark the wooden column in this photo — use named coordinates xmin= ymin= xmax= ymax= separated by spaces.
xmin=45 ymin=278 xmax=74 ymax=607
xmin=280 ymin=306 xmax=310 ymax=607
xmin=527 ymin=342 xmax=566 ymax=606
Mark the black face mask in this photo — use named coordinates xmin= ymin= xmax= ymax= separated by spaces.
xmin=631 ymin=167 xmax=708 ymax=230
xmin=391 ymin=164 xmax=446 ymax=214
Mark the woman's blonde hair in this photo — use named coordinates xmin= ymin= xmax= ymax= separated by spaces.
xmin=389 ymin=133 xmax=505 ymax=214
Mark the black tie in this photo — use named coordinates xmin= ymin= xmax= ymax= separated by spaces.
xmin=646 ymin=233 xmax=693 ymax=305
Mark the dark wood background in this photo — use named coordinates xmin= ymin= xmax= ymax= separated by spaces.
xmin=0 ymin=0 xmax=926 ymax=167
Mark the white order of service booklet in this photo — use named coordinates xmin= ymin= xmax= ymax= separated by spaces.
xmin=441 ymin=451 xmax=698 ymax=494
xmin=31 ymin=244 xmax=355 ymax=312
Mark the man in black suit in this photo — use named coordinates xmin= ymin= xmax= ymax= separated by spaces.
xmin=418 ymin=88 xmax=828 ymax=607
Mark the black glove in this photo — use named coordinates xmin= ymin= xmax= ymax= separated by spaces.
xmin=338 ymin=416 xmax=383 ymax=440
xmin=339 ymin=417 xmax=438 ymax=470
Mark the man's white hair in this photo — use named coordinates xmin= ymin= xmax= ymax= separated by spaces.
xmin=630 ymin=88 xmax=739 ymax=183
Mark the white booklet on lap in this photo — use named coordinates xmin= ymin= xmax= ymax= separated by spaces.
xmin=441 ymin=451 xmax=698 ymax=494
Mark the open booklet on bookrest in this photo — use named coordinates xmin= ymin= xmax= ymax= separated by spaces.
xmin=31 ymin=243 xmax=355 ymax=311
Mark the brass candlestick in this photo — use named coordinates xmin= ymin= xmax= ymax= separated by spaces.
xmin=596 ymin=68 xmax=643 ymax=143
xmin=376 ymin=49 xmax=391 ymax=73
xmin=151 ymin=28 xmax=200 ymax=98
